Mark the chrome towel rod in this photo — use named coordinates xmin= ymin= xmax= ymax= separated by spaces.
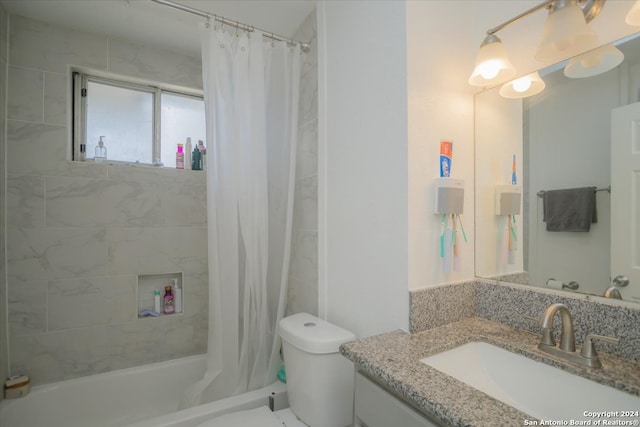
xmin=536 ymin=186 xmax=611 ymax=198
xmin=150 ymin=0 xmax=311 ymax=53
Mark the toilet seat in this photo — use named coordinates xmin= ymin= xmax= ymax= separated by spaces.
xmin=195 ymin=406 xmax=283 ymax=427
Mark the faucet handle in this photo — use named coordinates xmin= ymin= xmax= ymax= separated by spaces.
xmin=580 ymin=333 xmax=620 ymax=360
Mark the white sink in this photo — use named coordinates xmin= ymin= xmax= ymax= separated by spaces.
xmin=420 ymin=342 xmax=640 ymax=421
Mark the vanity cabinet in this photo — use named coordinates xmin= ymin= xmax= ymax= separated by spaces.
xmin=354 ymin=372 xmax=441 ymax=427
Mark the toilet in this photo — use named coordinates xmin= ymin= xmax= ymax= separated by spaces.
xmin=197 ymin=312 xmax=356 ymax=427
xmin=279 ymin=312 xmax=357 ymax=427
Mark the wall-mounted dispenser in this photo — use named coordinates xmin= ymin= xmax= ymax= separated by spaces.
xmin=495 ymin=185 xmax=521 ymax=216
xmin=434 ymin=178 xmax=466 ymax=274
xmin=434 ymin=178 xmax=465 ymax=214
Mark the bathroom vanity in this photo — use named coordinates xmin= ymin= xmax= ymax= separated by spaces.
xmin=341 ymin=316 xmax=640 ymax=427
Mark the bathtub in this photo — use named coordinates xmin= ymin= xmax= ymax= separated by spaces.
xmin=0 ymin=355 xmax=287 ymax=427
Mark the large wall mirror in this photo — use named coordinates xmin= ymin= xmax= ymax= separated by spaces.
xmin=475 ymin=31 xmax=640 ymax=305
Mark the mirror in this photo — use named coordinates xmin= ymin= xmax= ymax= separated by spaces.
xmin=475 ymin=32 xmax=640 ymax=305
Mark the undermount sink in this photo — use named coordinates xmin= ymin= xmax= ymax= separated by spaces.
xmin=420 ymin=342 xmax=640 ymax=421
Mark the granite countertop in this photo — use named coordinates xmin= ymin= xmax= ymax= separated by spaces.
xmin=339 ymin=317 xmax=640 ymax=427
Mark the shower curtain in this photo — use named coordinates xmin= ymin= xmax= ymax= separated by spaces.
xmin=182 ymin=23 xmax=301 ymax=407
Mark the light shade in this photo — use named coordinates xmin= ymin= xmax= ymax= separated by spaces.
xmin=626 ymin=0 xmax=640 ymax=26
xmin=499 ymin=72 xmax=546 ymax=98
xmin=468 ymin=34 xmax=516 ymax=87
xmin=564 ymin=44 xmax=624 ymax=78
xmin=535 ymin=2 xmax=598 ymax=62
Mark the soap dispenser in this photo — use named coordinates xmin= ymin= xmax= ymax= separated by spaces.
xmin=95 ymin=136 xmax=107 ymax=162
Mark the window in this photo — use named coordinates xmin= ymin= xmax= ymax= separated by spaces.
xmin=72 ymin=71 xmax=206 ymax=168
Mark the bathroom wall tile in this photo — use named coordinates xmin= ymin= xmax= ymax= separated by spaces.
xmin=289 ymin=229 xmax=318 ymax=283
xmin=44 ymin=72 xmax=67 ymax=126
xmin=181 ymin=273 xmax=209 ymax=317
xmin=107 ymin=163 xmax=205 ymax=188
xmin=9 ymin=15 xmax=108 ymax=74
xmin=293 ymin=175 xmax=317 ymax=231
xmin=108 ymin=227 xmax=208 ymax=277
xmin=7 ymin=227 xmax=107 ymax=282
xmin=48 ymin=276 xmax=137 ymax=331
xmin=0 ymin=7 xmax=7 ymax=62
xmin=296 ymin=118 xmax=318 ymax=180
xmin=10 ymin=327 xmax=101 ymax=384
xmin=161 ymin=180 xmax=207 ymax=227
xmin=108 ymin=38 xmax=202 ymax=90
xmin=46 ymin=175 xmax=161 ymax=227
xmin=8 ymin=279 xmax=47 ymax=337
xmin=8 ymin=66 xmax=43 ymax=122
xmin=7 ymin=173 xmax=45 ymax=228
xmin=286 ymin=275 xmax=318 ymax=317
xmin=6 ymin=120 xmax=69 ymax=176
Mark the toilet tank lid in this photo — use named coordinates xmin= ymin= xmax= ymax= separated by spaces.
xmin=279 ymin=313 xmax=356 ymax=354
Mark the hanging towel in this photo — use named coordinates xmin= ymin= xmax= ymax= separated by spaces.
xmin=542 ymin=186 xmax=597 ymax=232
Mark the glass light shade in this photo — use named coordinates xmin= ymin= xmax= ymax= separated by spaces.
xmin=468 ymin=36 xmax=516 ymax=86
xmin=499 ymin=72 xmax=546 ymax=99
xmin=535 ymin=4 xmax=598 ymax=62
xmin=626 ymin=0 xmax=640 ymax=26
xmin=563 ymin=44 xmax=624 ymax=78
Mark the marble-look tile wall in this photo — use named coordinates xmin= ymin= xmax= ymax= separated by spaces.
xmin=1 ymin=4 xmax=9 ymax=393
xmin=6 ymin=14 xmax=207 ymax=386
xmin=287 ymin=10 xmax=319 ymax=316
xmin=409 ymin=280 xmax=640 ymax=362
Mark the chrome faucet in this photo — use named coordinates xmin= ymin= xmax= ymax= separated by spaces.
xmin=536 ymin=303 xmax=619 ymax=368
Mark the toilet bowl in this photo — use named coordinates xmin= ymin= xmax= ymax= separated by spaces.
xmin=196 ymin=313 xmax=356 ymax=427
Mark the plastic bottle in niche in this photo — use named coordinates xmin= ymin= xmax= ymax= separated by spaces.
xmin=176 ymin=144 xmax=184 ymax=169
xmin=163 ymin=285 xmax=175 ymax=314
xmin=153 ymin=290 xmax=161 ymax=313
xmin=198 ymin=140 xmax=207 ymax=171
xmin=185 ymin=138 xmax=192 ymax=170
xmin=95 ymin=136 xmax=107 ymax=162
xmin=191 ymin=145 xmax=201 ymax=170
xmin=173 ymin=279 xmax=182 ymax=314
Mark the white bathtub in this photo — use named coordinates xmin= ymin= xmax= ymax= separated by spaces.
xmin=0 ymin=355 xmax=287 ymax=427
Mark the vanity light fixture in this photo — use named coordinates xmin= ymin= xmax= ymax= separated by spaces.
xmin=499 ymin=72 xmax=546 ymax=98
xmin=468 ymin=34 xmax=516 ymax=86
xmin=469 ymin=0 xmax=605 ymax=88
xmin=535 ymin=0 xmax=599 ymax=63
xmin=626 ymin=0 xmax=640 ymax=26
xmin=563 ymin=43 xmax=624 ymax=78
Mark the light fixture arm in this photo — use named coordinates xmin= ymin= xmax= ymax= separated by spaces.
xmin=487 ymin=0 xmax=554 ymax=36
xmin=486 ymin=0 xmax=605 ymax=36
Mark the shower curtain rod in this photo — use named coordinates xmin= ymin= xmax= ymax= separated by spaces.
xmin=150 ymin=0 xmax=311 ymax=52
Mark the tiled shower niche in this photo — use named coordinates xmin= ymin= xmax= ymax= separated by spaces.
xmin=137 ymin=272 xmax=183 ymax=318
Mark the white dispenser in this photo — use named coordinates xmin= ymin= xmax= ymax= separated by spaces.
xmin=495 ymin=185 xmax=522 ymax=215
xmin=434 ymin=178 xmax=465 ymax=214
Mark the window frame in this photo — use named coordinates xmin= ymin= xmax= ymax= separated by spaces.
xmin=72 ymin=70 xmax=204 ymax=166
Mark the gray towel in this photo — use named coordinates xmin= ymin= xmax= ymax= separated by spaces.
xmin=543 ymin=187 xmax=597 ymax=232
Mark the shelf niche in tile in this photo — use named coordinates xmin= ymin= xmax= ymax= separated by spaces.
xmin=137 ymin=272 xmax=183 ymax=319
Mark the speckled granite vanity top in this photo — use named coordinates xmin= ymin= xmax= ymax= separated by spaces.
xmin=340 ymin=317 xmax=640 ymax=427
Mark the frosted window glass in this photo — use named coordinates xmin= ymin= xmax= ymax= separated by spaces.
xmin=161 ymin=93 xmax=206 ymax=169
xmin=86 ymin=81 xmax=153 ymax=164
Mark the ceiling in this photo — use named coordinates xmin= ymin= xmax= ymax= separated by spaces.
xmin=0 ymin=0 xmax=316 ymax=57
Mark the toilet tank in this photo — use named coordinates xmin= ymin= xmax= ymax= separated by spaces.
xmin=279 ymin=313 xmax=356 ymax=427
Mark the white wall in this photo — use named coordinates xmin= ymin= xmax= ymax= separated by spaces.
xmin=318 ymin=1 xmax=409 ymax=337
xmin=406 ymin=1 xmax=478 ymax=290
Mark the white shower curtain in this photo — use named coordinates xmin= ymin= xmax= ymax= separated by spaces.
xmin=182 ymin=24 xmax=300 ymax=407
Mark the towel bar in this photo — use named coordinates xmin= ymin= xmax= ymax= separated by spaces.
xmin=536 ymin=185 xmax=611 ymax=198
